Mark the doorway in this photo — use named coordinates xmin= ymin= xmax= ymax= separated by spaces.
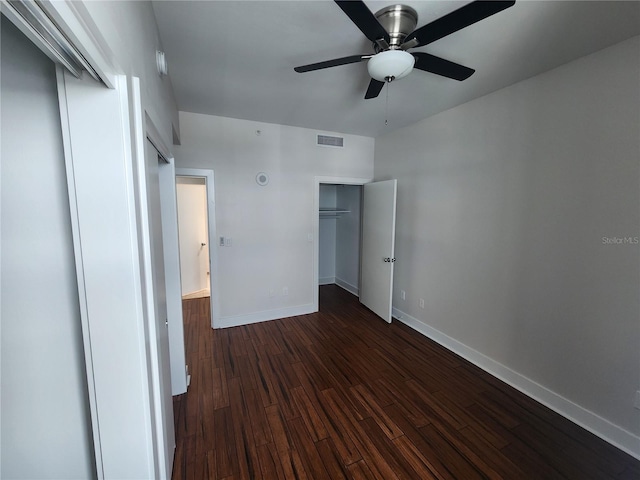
xmin=175 ymin=169 xmax=219 ymax=329
xmin=314 ymin=176 xmax=398 ymax=322
xmin=319 ymin=183 xmax=363 ymax=296
xmin=176 ymin=177 xmax=210 ymax=300
xmin=313 ymin=176 xmax=371 ymax=312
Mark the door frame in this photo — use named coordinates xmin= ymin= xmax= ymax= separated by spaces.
xmin=57 ymin=70 xmax=162 ymax=479
xmin=141 ymin=107 xmax=188 ymax=397
xmin=313 ymin=176 xmax=372 ymax=312
xmin=175 ymin=168 xmax=220 ymax=329
xmin=130 ymin=78 xmax=177 ymax=478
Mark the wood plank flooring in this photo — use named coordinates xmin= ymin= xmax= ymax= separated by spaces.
xmin=172 ymin=285 xmax=640 ymax=479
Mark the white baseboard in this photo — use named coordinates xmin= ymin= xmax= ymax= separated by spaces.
xmin=318 ymin=277 xmax=335 ymax=285
xmin=217 ymin=303 xmax=315 ymax=329
xmin=335 ymin=277 xmax=359 ymax=296
xmin=181 ymin=288 xmax=210 ymax=300
xmin=392 ymin=307 xmax=640 ymax=461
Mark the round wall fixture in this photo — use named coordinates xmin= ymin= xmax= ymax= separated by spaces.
xmin=255 ymin=172 xmax=269 ymax=186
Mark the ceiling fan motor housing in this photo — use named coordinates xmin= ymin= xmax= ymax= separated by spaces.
xmin=374 ymin=4 xmax=418 ymax=51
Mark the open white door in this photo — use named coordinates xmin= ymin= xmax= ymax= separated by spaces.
xmin=360 ymin=179 xmax=398 ymax=323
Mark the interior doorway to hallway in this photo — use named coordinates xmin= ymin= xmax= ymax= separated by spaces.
xmin=175 ymin=169 xmax=219 ymax=329
xmin=176 ymin=176 xmax=210 ymax=300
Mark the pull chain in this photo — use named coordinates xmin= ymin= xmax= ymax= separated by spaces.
xmin=385 ymin=81 xmax=389 ymax=126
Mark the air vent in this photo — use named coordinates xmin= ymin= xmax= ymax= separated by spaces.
xmin=317 ymin=134 xmax=344 ymax=148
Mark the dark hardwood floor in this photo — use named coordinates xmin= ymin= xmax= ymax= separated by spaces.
xmin=172 ymin=285 xmax=640 ymax=479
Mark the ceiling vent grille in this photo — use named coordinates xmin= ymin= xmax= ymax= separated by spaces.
xmin=317 ymin=134 xmax=344 ymax=148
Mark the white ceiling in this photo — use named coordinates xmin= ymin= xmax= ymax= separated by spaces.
xmin=152 ymin=1 xmax=640 ymax=138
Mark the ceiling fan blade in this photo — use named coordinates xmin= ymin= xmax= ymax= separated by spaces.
xmin=412 ymin=52 xmax=475 ymax=81
xmin=402 ymin=1 xmax=515 ymax=49
xmin=294 ymin=55 xmax=369 ymax=73
xmin=335 ymin=0 xmax=390 ymax=44
xmin=364 ymin=79 xmax=385 ymax=99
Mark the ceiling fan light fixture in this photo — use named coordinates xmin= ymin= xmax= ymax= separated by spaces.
xmin=367 ymin=50 xmax=414 ymax=82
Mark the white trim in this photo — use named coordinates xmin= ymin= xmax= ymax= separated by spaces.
xmin=156 ymin=160 xmax=187 ymax=397
xmin=128 ymin=76 xmax=165 ymax=479
xmin=142 ymin=108 xmax=187 ymax=397
xmin=313 ymin=176 xmax=372 ymax=312
xmin=145 ymin=112 xmax=172 ymax=163
xmin=175 ymin=168 xmax=220 ymax=329
xmin=58 ymin=70 xmax=156 ymax=478
xmin=2 ymin=0 xmax=116 ymax=87
xmin=318 ymin=277 xmax=335 ymax=286
xmin=335 ymin=277 xmax=359 ymax=297
xmin=38 ymin=0 xmax=117 ymax=88
xmin=392 ymin=307 xmax=640 ymax=461
xmin=181 ymin=288 xmax=210 ymax=300
xmin=119 ymin=74 xmax=159 ymax=479
xmin=55 ymin=65 xmax=104 ymax=480
xmin=218 ymin=304 xmax=315 ymax=329
xmin=1 ymin=1 xmax=80 ymax=78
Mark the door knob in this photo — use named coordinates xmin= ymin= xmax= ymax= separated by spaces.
xmin=383 ymin=257 xmax=390 ymax=262
xmin=201 ymin=242 xmax=207 ymax=247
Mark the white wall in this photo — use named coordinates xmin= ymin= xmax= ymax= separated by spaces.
xmin=319 ymin=184 xmax=337 ymax=284
xmin=174 ymin=113 xmax=374 ymax=326
xmin=0 ymin=18 xmax=94 ymax=479
xmin=375 ymin=36 xmax=640 ymax=455
xmin=80 ymin=0 xmax=179 ymax=146
xmin=335 ymin=185 xmax=362 ymax=294
xmin=176 ymin=180 xmax=209 ymax=295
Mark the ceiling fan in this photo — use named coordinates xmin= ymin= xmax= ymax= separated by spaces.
xmin=294 ymin=1 xmax=515 ymax=99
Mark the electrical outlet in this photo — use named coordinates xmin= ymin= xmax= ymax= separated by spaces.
xmin=634 ymin=390 xmax=640 ymax=410
xmin=283 ymin=287 xmax=289 ymax=296
xmin=401 ymin=290 xmax=406 ymax=300
xmin=419 ymin=298 xmax=425 ymax=308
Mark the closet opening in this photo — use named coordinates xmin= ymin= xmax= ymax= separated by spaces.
xmin=318 ymin=183 xmax=363 ymax=303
